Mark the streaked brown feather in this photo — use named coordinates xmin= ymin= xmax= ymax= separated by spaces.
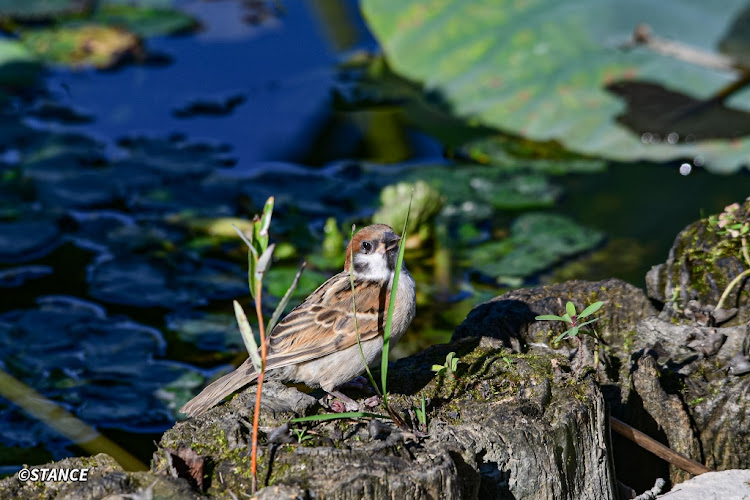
xmin=264 ymin=272 xmax=389 ymax=369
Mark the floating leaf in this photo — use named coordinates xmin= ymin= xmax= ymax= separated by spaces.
xmin=466 ymin=213 xmax=604 ymax=281
xmin=0 ymin=40 xmax=41 ymax=88
xmin=91 ymin=4 xmax=198 ymax=38
xmin=21 ymin=24 xmax=141 ymax=69
xmin=362 ymin=0 xmax=750 ymax=172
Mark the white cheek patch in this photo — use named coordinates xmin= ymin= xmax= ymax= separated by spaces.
xmin=353 ymin=252 xmax=392 ymax=281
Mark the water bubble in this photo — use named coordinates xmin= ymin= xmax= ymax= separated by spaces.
xmin=461 ymin=201 xmax=477 ymax=212
xmin=667 ymin=133 xmax=679 ymax=144
xmin=679 ymin=163 xmax=692 ymax=176
xmin=641 ymin=133 xmax=653 ymax=143
xmin=694 ymin=155 xmax=705 ymax=166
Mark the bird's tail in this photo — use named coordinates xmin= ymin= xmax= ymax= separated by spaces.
xmin=180 ymin=360 xmax=258 ymax=418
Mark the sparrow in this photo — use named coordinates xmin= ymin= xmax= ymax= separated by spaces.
xmin=180 ymin=224 xmax=416 ymax=417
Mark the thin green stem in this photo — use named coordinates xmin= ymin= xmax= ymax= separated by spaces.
xmin=350 ymin=228 xmax=382 ymax=398
xmin=381 ymin=194 xmax=413 ymax=402
xmin=716 ymin=267 xmax=750 ymax=310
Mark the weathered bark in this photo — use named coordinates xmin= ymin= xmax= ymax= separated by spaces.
xmin=148 ymin=337 xmax=617 ymax=499
xmin=452 ymin=278 xmax=656 ymax=387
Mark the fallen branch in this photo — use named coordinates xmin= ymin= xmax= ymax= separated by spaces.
xmin=623 ymin=24 xmax=743 ymax=73
xmin=610 ymin=416 xmax=712 ymax=476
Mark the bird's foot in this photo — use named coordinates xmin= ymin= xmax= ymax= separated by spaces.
xmin=363 ymin=395 xmax=380 ymax=408
xmin=325 ymin=390 xmax=360 ymax=413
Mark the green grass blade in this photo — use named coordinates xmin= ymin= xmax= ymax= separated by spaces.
xmin=382 ymin=191 xmax=414 ymax=397
xmin=350 ymin=225 xmax=382 ymax=397
xmin=535 ymin=314 xmax=565 ymax=321
xmin=233 ymin=300 xmax=262 ymax=371
xmin=267 ymin=262 xmax=306 ymax=334
xmin=289 ymin=412 xmax=389 ymax=423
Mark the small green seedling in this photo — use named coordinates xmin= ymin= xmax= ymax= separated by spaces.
xmin=708 ymin=202 xmax=750 ymax=311
xmin=414 ymin=394 xmax=428 ymax=434
xmin=292 ymin=428 xmax=313 ymax=444
xmin=432 ymin=351 xmax=459 ymax=377
xmin=502 ymin=356 xmax=514 ymax=368
xmin=536 ymin=301 xmax=604 ymax=370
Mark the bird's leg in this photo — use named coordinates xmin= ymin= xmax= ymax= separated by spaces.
xmin=339 ymin=376 xmax=373 ymax=392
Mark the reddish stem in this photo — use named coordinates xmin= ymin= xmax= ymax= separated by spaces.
xmin=250 ymin=281 xmax=267 ymax=493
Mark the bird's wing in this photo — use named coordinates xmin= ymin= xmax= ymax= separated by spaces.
xmin=263 ymin=271 xmax=390 ymax=369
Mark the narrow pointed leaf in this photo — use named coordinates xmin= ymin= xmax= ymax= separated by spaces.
xmin=254 ymin=197 xmax=274 ymax=252
xmin=578 ymin=301 xmax=604 ymax=319
xmin=535 ymin=314 xmax=565 ymax=321
xmin=233 ymin=300 xmax=262 ymax=371
xmin=561 ymin=313 xmax=573 ymax=324
xmin=254 ymin=243 xmax=276 ymax=283
xmin=565 ymin=301 xmax=577 ymax=318
xmin=267 ymin=262 xmax=306 ymax=334
xmin=382 ymin=190 xmax=413 ymax=396
xmin=578 ymin=318 xmax=599 ymax=328
xmin=234 ymin=223 xmax=259 ymax=300
xmin=289 ymin=411 xmax=389 ymax=423
xmin=232 ymin=223 xmax=256 ymax=253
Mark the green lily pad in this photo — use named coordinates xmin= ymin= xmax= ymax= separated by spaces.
xmin=92 ymin=4 xmax=198 ymax=38
xmin=21 ymin=23 xmax=141 ymax=69
xmin=0 ymin=265 xmax=53 ymax=287
xmin=404 ymin=164 xmax=562 ymax=214
xmin=0 ymin=219 xmax=61 ymax=263
xmin=166 ymin=311 xmax=244 ymax=352
xmin=458 ymin=136 xmax=606 ymax=174
xmin=87 ymin=256 xmax=246 ymax=309
xmin=0 ymin=0 xmax=91 ymax=20
xmin=467 ymin=212 xmax=604 ymax=282
xmin=361 ymin=0 xmax=750 ymax=173
xmin=0 ymin=296 xmax=203 ymax=435
xmin=0 ymin=39 xmax=41 ymax=88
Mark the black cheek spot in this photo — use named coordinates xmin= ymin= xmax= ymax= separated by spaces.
xmin=353 ymin=261 xmax=369 ymax=274
xmin=386 ymin=250 xmax=397 ymax=271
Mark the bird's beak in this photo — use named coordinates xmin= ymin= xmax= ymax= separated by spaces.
xmin=384 ymin=234 xmax=401 ymax=252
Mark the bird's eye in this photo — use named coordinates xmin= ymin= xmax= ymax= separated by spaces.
xmin=361 ymin=241 xmax=373 ymax=252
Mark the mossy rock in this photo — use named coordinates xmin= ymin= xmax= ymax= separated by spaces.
xmin=452 ymin=278 xmax=656 ymax=385
xmin=646 ymin=197 xmax=750 ymax=326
